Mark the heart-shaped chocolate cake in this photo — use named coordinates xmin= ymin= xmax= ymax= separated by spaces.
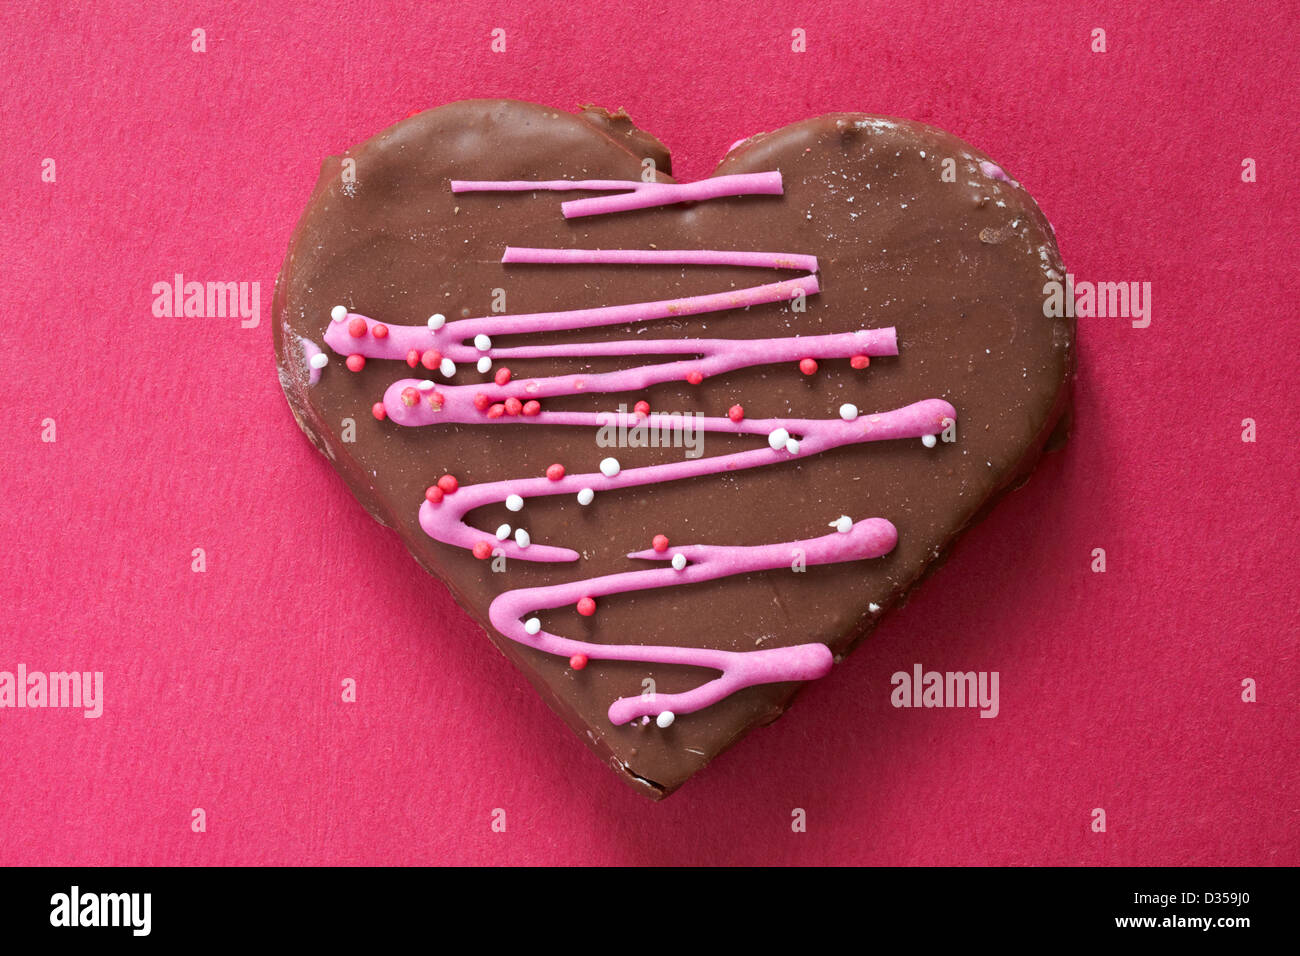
xmin=273 ymin=99 xmax=1072 ymax=798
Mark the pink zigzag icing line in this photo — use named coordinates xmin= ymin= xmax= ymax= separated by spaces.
xmin=488 ymin=519 xmax=898 ymax=724
xmin=450 ymin=171 xmax=784 ymax=218
xmin=320 ymin=198 xmax=958 ymax=720
xmin=324 ymin=247 xmax=820 ymax=366
xmin=413 ymin=398 xmax=951 ymax=563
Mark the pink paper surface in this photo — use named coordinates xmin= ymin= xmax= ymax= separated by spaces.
xmin=1 ymin=0 xmax=1296 ymax=866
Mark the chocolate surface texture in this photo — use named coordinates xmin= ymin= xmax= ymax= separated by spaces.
xmin=273 ymin=99 xmax=1073 ymax=798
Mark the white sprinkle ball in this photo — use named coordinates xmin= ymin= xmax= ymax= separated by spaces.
xmin=767 ymin=428 xmax=790 ymax=450
xmin=577 ymin=488 xmax=595 ymax=506
xmin=309 ymin=353 xmax=328 ymax=369
xmin=505 ymin=494 xmax=524 ymax=512
xmin=524 ymin=617 xmax=541 ymax=635
xmin=439 ymin=357 xmax=456 ymax=377
xmin=785 ymin=438 xmax=800 ymax=455
xmin=514 ymin=528 xmax=531 ymax=548
xmin=656 ymin=711 xmax=675 ymax=729
xmin=330 ymin=305 xmax=348 ymax=323
xmin=671 ymin=554 xmax=687 ymax=571
xmin=829 ymin=515 xmax=852 ymax=534
xmin=922 ymin=434 xmax=938 ymax=448
xmin=477 ymin=356 xmax=492 ymax=373
xmin=416 ymin=380 xmax=435 ymax=391
xmin=474 ymin=334 xmax=492 ymax=351
xmin=839 ymin=403 xmax=859 ymax=421
xmin=427 ymin=314 xmax=446 ymax=330
xmin=599 ymin=457 xmax=621 ymax=477
xmin=495 ymin=524 xmax=511 ymax=540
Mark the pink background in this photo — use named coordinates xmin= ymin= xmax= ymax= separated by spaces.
xmin=2 ymin=0 xmax=1296 ymax=865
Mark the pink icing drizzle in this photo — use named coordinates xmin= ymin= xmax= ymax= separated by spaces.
xmin=325 ymin=248 xmax=819 ymax=366
xmin=411 ymin=398 xmax=951 ymax=563
xmin=502 ymin=246 xmax=818 ymax=272
xmin=300 ymin=337 xmax=323 ymax=385
xmin=378 ymin=326 xmax=894 ymax=422
xmin=488 ymin=519 xmax=897 ymax=723
xmin=979 ymin=160 xmax=1017 ymax=185
xmin=321 ymin=179 xmax=959 ymax=722
xmin=450 ymin=171 xmax=783 ymax=218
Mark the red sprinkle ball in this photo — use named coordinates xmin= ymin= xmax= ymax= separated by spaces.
xmin=799 ymin=358 xmax=818 ymax=375
xmin=473 ymin=393 xmax=491 ymax=411
xmin=634 ymin=400 xmax=651 ymax=417
xmin=371 ymin=402 xmax=387 ymax=421
xmin=371 ymin=323 xmax=388 ymax=339
xmin=494 ymin=367 xmax=512 ymax=386
xmin=850 ymin=354 xmax=870 ymax=370
xmin=346 ymin=354 xmax=366 ymax=372
xmin=472 ymin=541 xmax=492 ymax=560
xmin=569 ymin=653 xmax=589 ymax=670
xmin=347 ymin=317 xmax=368 ymax=338
xmin=522 ymin=400 xmax=541 ymax=416
xmin=728 ymin=404 xmax=745 ymax=423
xmin=425 ymin=485 xmax=444 ymax=504
xmin=546 ymin=463 xmax=565 ymax=481
xmin=576 ymin=597 xmax=596 ymax=617
xmin=487 ymin=403 xmax=506 ymax=418
xmin=504 ymin=397 xmax=523 ymax=416
xmin=686 ymin=370 xmax=704 ymax=386
xmin=436 ymin=474 xmax=459 ymax=494
xmin=421 ymin=349 xmax=441 ymax=370
xmin=400 ymin=386 xmax=420 ymax=407
xmin=652 ymin=534 xmax=669 ymax=553
xmin=406 ymin=349 xmax=420 ymax=368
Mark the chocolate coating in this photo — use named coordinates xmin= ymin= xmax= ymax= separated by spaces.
xmin=273 ymin=99 xmax=1072 ymax=797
